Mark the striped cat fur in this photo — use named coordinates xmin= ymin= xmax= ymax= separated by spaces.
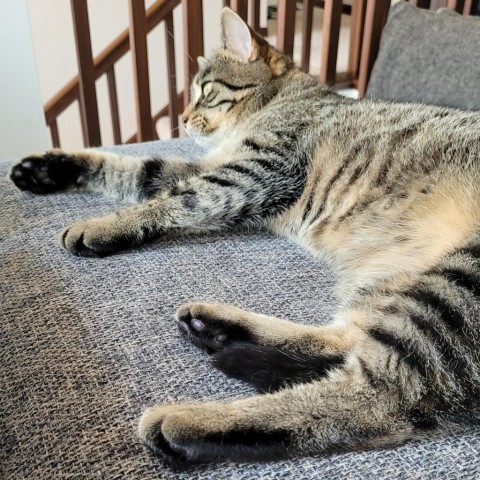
xmin=10 ymin=8 xmax=480 ymax=468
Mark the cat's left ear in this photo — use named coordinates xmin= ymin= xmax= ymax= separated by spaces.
xmin=197 ymin=56 xmax=209 ymax=71
xmin=221 ymin=7 xmax=258 ymax=62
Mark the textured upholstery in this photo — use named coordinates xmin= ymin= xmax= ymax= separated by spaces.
xmin=2 ymin=138 xmax=480 ymax=478
xmin=366 ymin=2 xmax=480 ymax=111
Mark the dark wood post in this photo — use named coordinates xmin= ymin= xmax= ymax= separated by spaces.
xmin=129 ymin=0 xmax=153 ymax=142
xmin=106 ymin=67 xmax=122 ymax=144
xmin=230 ymin=0 xmax=248 ymax=21
xmin=348 ymin=0 xmax=366 ymax=82
xmin=276 ymin=0 xmax=296 ymax=56
xmin=165 ymin=11 xmax=180 ymax=137
xmin=320 ymin=0 xmax=343 ymax=85
xmin=357 ymin=0 xmax=391 ymax=96
xmin=71 ymin=0 xmax=101 ymax=147
xmin=409 ymin=0 xmax=431 ymax=8
xmin=301 ymin=0 xmax=314 ymax=72
xmin=182 ymin=0 xmax=204 ymax=107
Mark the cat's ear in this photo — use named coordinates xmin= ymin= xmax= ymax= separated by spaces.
xmin=197 ymin=56 xmax=209 ymax=71
xmin=221 ymin=7 xmax=258 ymax=62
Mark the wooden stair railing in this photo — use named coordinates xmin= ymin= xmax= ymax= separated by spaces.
xmin=46 ymin=0 xmax=186 ymax=148
xmin=44 ymin=0 xmax=478 ymax=149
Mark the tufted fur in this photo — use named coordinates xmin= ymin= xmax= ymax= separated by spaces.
xmin=10 ymin=7 xmax=480 ymax=467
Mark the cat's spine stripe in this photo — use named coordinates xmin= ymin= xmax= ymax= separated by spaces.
xmin=367 ymin=327 xmax=430 ymax=382
xmin=458 ymin=245 xmax=480 ymax=260
xmin=243 ymin=139 xmax=285 ymax=158
xmin=441 ymin=268 xmax=480 ymax=296
xmin=254 ymin=158 xmax=282 ymax=172
xmin=405 ymin=287 xmax=465 ymax=334
xmin=201 ymin=174 xmax=239 ymax=188
xmin=221 ymin=163 xmax=266 ymax=183
xmin=303 ymin=148 xmax=360 ymax=226
xmin=358 ymin=357 xmax=382 ymax=389
xmin=406 ymin=312 xmax=469 ymax=389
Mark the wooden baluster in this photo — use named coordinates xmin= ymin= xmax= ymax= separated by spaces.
xmin=447 ymin=0 xmax=461 ymax=12
xmin=49 ymin=119 xmax=61 ymax=148
xmin=276 ymin=0 xmax=296 ymax=56
xmin=250 ymin=0 xmax=268 ymax=35
xmin=129 ymin=0 xmax=153 ymax=142
xmin=357 ymin=0 xmax=391 ymax=96
xmin=448 ymin=0 xmax=475 ymax=14
xmin=320 ymin=0 xmax=343 ymax=85
xmin=409 ymin=0 xmax=431 ymax=8
xmin=182 ymin=0 xmax=204 ymax=107
xmin=348 ymin=0 xmax=366 ymax=83
xmin=70 ymin=0 xmax=101 ymax=147
xmin=465 ymin=0 xmax=477 ymax=14
xmin=301 ymin=0 xmax=314 ymax=72
xmin=164 ymin=11 xmax=180 ymax=138
xmin=230 ymin=0 xmax=248 ymax=21
xmin=106 ymin=67 xmax=122 ymax=144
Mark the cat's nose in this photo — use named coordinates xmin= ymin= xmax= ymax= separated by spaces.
xmin=181 ymin=114 xmax=188 ymax=125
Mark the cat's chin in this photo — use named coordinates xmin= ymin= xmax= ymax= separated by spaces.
xmin=192 ymin=134 xmax=217 ymax=150
xmin=189 ymin=128 xmax=230 ymax=150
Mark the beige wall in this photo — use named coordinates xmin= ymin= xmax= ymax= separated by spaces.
xmin=26 ymin=0 xmax=223 ymax=149
xmin=0 ymin=0 xmax=49 ymax=158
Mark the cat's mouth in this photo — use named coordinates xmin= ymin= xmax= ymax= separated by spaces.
xmin=185 ymin=124 xmax=217 ymax=138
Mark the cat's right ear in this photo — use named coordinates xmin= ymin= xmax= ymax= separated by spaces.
xmin=221 ymin=7 xmax=258 ymax=62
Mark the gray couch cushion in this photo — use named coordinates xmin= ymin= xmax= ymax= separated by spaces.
xmin=366 ymin=2 xmax=480 ymax=110
xmin=2 ymin=139 xmax=480 ymax=478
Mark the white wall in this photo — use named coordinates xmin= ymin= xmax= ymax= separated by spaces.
xmin=26 ymin=0 xmax=223 ymax=150
xmin=0 ymin=0 xmax=50 ymax=159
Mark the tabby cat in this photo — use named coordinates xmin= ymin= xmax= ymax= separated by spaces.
xmin=10 ymin=8 xmax=480 ymax=467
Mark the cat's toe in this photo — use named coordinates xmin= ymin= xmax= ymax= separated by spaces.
xmin=176 ymin=314 xmax=230 ymax=353
xmin=138 ymin=406 xmax=196 ymax=469
xmin=10 ymin=158 xmax=55 ymax=193
xmin=59 ymin=220 xmax=120 ymax=258
xmin=176 ymin=302 xmax=252 ymax=353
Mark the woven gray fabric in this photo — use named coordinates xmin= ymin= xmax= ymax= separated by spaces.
xmin=366 ymin=2 xmax=480 ymax=111
xmin=2 ymin=138 xmax=480 ymax=479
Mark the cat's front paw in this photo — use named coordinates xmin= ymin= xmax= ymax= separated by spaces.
xmin=59 ymin=216 xmax=134 ymax=257
xmin=10 ymin=150 xmax=84 ymax=194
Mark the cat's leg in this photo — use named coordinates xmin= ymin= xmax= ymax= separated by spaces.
xmin=58 ymin=148 xmax=308 ymax=256
xmin=176 ymin=302 xmax=356 ymax=391
xmin=138 ymin=371 xmax=416 ymax=467
xmin=10 ymin=149 xmax=200 ymax=201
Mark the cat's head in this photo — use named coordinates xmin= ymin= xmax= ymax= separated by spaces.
xmin=181 ymin=7 xmax=294 ymax=144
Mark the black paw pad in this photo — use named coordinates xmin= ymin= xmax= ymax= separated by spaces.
xmin=177 ymin=317 xmax=231 ymax=353
xmin=10 ymin=152 xmax=85 ymax=194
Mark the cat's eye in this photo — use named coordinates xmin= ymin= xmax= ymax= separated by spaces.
xmin=202 ymin=82 xmax=212 ymax=98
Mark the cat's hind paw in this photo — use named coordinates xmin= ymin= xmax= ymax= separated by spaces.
xmin=175 ymin=302 xmax=254 ymax=353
